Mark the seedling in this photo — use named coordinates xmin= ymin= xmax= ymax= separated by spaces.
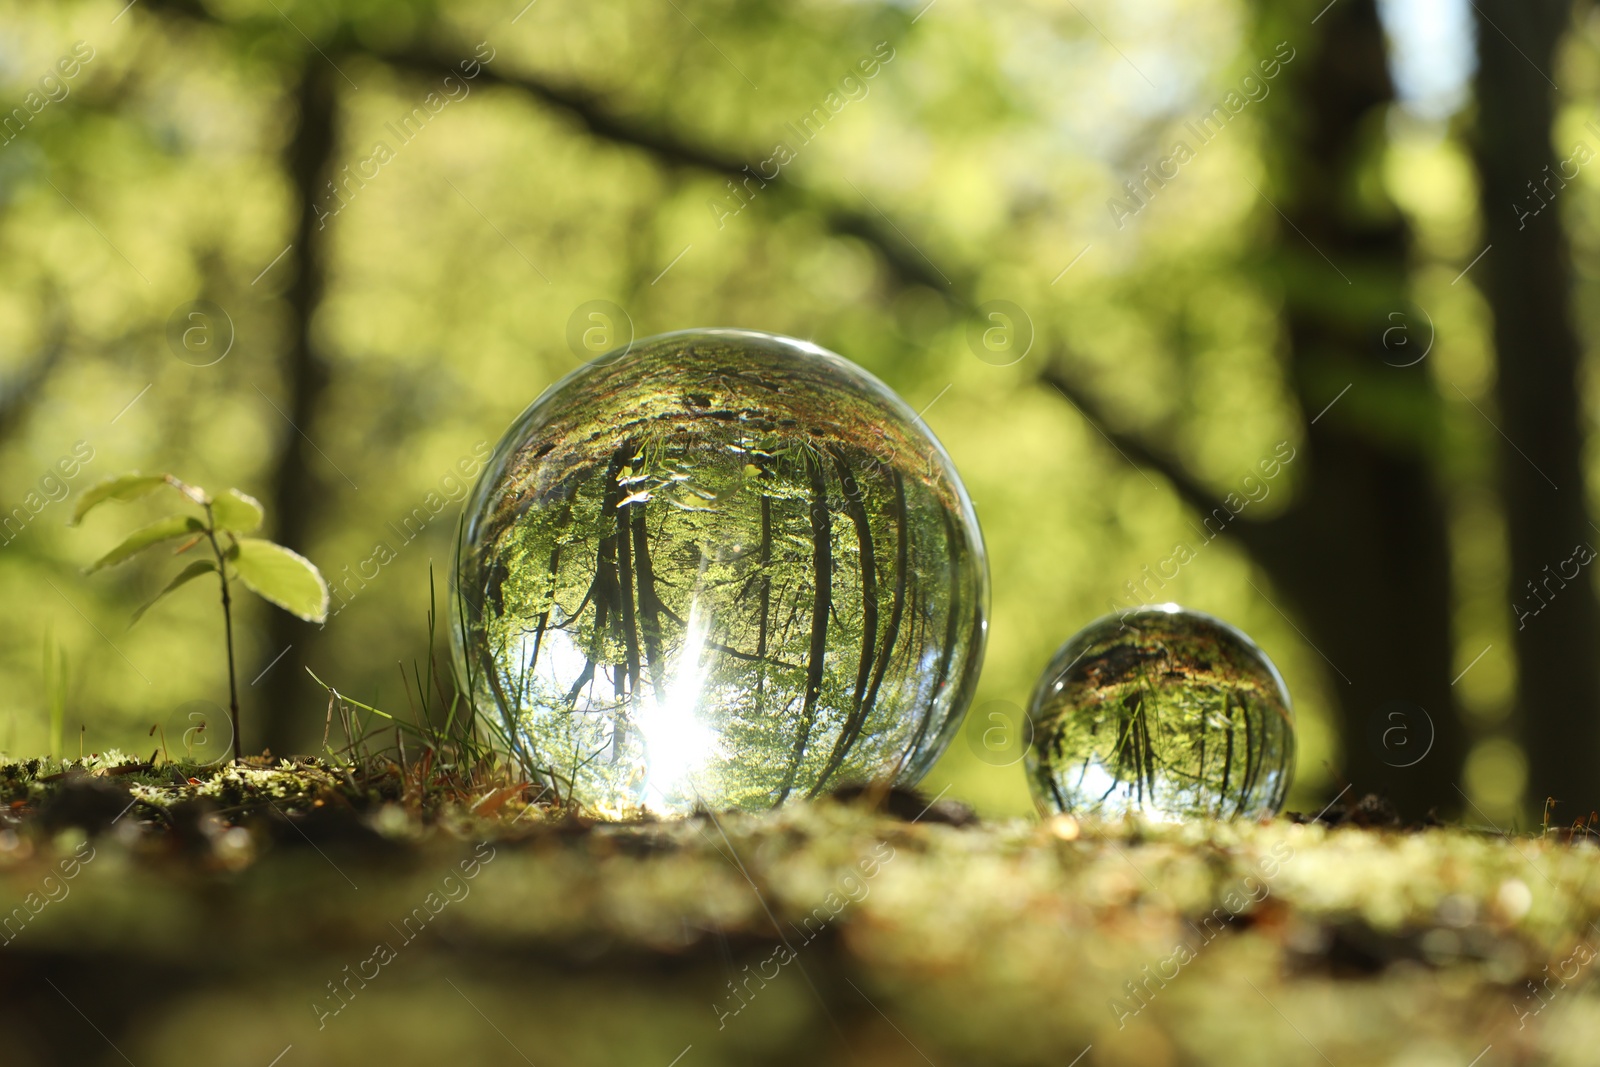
xmin=72 ymin=473 xmax=329 ymax=762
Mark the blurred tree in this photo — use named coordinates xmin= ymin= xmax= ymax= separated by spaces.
xmin=259 ymin=57 xmax=337 ymax=756
xmin=1470 ymin=0 xmax=1600 ymax=820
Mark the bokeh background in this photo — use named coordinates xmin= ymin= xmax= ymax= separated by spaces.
xmin=0 ymin=0 xmax=1587 ymax=826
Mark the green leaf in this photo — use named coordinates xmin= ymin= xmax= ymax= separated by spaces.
xmin=211 ymin=489 xmax=264 ymax=534
xmin=70 ymin=474 xmax=171 ymax=526
xmin=229 ymin=538 xmax=328 ymax=622
xmin=84 ymin=515 xmax=205 ymax=573
xmin=130 ymin=559 xmax=216 ymax=626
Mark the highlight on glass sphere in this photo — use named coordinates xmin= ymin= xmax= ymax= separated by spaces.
xmin=455 ymin=329 xmax=988 ymax=818
xmin=1025 ymin=604 xmax=1295 ymax=821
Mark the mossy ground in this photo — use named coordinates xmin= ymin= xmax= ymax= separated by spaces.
xmin=0 ymin=754 xmax=1595 ymax=1066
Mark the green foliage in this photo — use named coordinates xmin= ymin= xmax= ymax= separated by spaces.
xmin=210 ymin=488 xmax=265 ymax=534
xmin=130 ymin=559 xmax=216 ymax=626
xmin=67 ymin=474 xmax=171 ymax=525
xmin=228 ymin=539 xmax=328 ymax=621
xmin=83 ymin=514 xmax=204 ymax=573
xmin=74 ymin=471 xmax=330 ymax=758
xmin=75 ymin=472 xmax=327 ymax=625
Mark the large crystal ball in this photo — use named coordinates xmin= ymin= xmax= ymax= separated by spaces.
xmin=455 ymin=329 xmax=988 ymax=817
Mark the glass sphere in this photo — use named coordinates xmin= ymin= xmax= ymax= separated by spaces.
xmin=455 ymin=329 xmax=988 ymax=818
xmin=1025 ymin=605 xmax=1294 ymax=820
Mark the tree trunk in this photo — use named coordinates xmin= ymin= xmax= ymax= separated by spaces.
xmin=777 ymin=452 xmax=832 ymax=802
xmin=1471 ymin=0 xmax=1600 ymax=819
xmin=257 ymin=59 xmax=337 ymax=757
xmin=1249 ymin=0 xmax=1462 ymax=814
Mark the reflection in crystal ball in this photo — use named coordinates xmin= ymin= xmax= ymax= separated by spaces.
xmin=455 ymin=329 xmax=988 ymax=818
xmin=1026 ymin=605 xmax=1295 ymax=821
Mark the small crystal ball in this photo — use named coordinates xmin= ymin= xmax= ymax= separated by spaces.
xmin=1026 ymin=604 xmax=1295 ymax=820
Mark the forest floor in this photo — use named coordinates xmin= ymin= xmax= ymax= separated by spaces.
xmin=0 ymin=753 xmax=1595 ymax=1067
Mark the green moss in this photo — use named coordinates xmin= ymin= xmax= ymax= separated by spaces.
xmin=0 ymin=766 xmax=1596 ymax=1065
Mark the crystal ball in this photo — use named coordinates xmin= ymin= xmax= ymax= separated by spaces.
xmin=1026 ymin=604 xmax=1295 ymax=820
xmin=455 ymin=329 xmax=988 ymax=817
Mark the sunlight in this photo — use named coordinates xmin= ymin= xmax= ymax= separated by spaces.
xmin=639 ymin=581 xmax=719 ymax=813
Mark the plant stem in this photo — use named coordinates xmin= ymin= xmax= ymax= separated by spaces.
xmin=203 ymin=506 xmax=241 ymax=763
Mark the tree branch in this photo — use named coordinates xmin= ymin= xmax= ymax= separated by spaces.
xmin=389 ymin=49 xmax=749 ymax=177
xmin=363 ymin=44 xmax=958 ymax=293
xmin=1038 ymin=362 xmax=1280 ymax=560
xmin=139 ymin=0 xmax=959 ymax=292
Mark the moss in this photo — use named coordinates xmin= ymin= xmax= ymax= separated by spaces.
xmin=0 ymin=765 xmax=1597 ymax=1065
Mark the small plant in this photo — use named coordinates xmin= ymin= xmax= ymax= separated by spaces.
xmin=71 ymin=472 xmax=329 ymax=762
